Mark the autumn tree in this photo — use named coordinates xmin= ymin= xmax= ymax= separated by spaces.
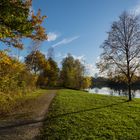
xmin=97 ymin=11 xmax=140 ymax=101
xmin=47 ymin=58 xmax=59 ymax=87
xmin=81 ymin=76 xmax=92 ymax=89
xmin=36 ymin=60 xmax=50 ymax=87
xmin=0 ymin=50 xmax=36 ymax=94
xmin=38 ymin=58 xmax=59 ymax=87
xmin=25 ymin=50 xmax=46 ymax=74
xmin=0 ymin=0 xmax=47 ymax=49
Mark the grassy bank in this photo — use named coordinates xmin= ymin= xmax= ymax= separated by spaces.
xmin=41 ymin=89 xmax=140 ymax=140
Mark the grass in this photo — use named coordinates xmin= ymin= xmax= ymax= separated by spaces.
xmin=0 ymin=89 xmax=47 ymax=118
xmin=41 ymin=89 xmax=140 ymax=140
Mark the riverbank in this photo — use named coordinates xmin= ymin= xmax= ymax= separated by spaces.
xmin=40 ymin=89 xmax=140 ymax=140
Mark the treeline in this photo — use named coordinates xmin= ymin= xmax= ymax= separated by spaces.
xmin=92 ymin=76 xmax=140 ymax=90
xmin=0 ymin=50 xmax=92 ymax=96
xmin=25 ymin=51 xmax=92 ymax=89
xmin=92 ymin=77 xmax=127 ymax=89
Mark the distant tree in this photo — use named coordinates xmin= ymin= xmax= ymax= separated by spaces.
xmin=37 ymin=58 xmax=59 ymax=87
xmin=25 ymin=50 xmax=46 ymax=74
xmin=81 ymin=76 xmax=92 ymax=89
xmin=97 ymin=11 xmax=140 ymax=101
xmin=0 ymin=0 xmax=47 ymax=49
xmin=36 ymin=61 xmax=50 ymax=87
xmin=60 ymin=54 xmax=85 ymax=89
xmin=47 ymin=58 xmax=59 ymax=87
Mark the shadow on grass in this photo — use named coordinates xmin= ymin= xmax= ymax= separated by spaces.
xmin=0 ymin=100 xmax=127 ymax=131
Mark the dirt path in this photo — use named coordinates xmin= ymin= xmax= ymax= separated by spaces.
xmin=0 ymin=90 xmax=57 ymax=140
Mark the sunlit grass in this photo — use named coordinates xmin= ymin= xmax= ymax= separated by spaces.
xmin=41 ymin=89 xmax=140 ymax=140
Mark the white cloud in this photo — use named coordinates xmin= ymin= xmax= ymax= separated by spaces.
xmin=85 ymin=63 xmax=99 ymax=77
xmin=11 ymin=54 xmax=24 ymax=62
xmin=19 ymin=56 xmax=24 ymax=61
xmin=55 ymin=52 xmax=66 ymax=59
xmin=52 ymin=36 xmax=80 ymax=48
xmin=47 ymin=32 xmax=59 ymax=42
xmin=55 ymin=52 xmax=62 ymax=58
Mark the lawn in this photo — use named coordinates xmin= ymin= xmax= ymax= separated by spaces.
xmin=41 ymin=89 xmax=140 ymax=140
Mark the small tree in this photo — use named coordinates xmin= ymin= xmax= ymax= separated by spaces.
xmin=81 ymin=76 xmax=92 ymax=89
xmin=46 ymin=58 xmax=59 ymax=87
xmin=97 ymin=11 xmax=140 ymax=101
xmin=36 ymin=58 xmax=59 ymax=88
xmin=25 ymin=50 xmax=46 ymax=74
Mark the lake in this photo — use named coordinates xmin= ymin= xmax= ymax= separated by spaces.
xmin=88 ymin=87 xmax=140 ymax=98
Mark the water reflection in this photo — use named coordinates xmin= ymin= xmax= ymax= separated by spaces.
xmin=89 ymin=87 xmax=140 ymax=98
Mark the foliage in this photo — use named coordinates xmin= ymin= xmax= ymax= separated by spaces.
xmin=97 ymin=11 xmax=140 ymax=101
xmin=36 ymin=60 xmax=50 ymax=87
xmin=0 ymin=50 xmax=36 ymax=95
xmin=40 ymin=89 xmax=140 ymax=140
xmin=0 ymin=0 xmax=47 ymax=49
xmin=37 ymin=58 xmax=59 ymax=88
xmin=25 ymin=50 xmax=46 ymax=74
xmin=81 ymin=76 xmax=92 ymax=89
xmin=25 ymin=51 xmax=59 ymax=88
xmin=60 ymin=54 xmax=85 ymax=89
xmin=45 ymin=58 xmax=59 ymax=87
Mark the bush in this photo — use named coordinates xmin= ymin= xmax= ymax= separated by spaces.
xmin=0 ymin=51 xmax=36 ymax=95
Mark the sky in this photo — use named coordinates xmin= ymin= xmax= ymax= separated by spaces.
xmin=3 ymin=0 xmax=140 ymax=76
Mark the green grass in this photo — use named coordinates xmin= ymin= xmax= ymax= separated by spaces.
xmin=41 ymin=89 xmax=140 ymax=140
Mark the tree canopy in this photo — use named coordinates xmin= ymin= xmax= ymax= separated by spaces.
xmin=0 ymin=0 xmax=47 ymax=49
xmin=60 ymin=54 xmax=86 ymax=89
xmin=25 ymin=50 xmax=46 ymax=74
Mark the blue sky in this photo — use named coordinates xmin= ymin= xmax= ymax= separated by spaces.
xmin=3 ymin=0 xmax=140 ymax=76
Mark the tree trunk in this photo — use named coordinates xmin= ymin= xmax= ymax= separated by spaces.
xmin=128 ymin=83 xmax=132 ymax=101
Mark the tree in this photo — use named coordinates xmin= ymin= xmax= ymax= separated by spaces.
xmin=60 ymin=54 xmax=85 ymax=89
xmin=0 ymin=0 xmax=47 ymax=49
xmin=0 ymin=50 xmax=36 ymax=94
xmin=46 ymin=58 xmax=59 ymax=87
xmin=36 ymin=61 xmax=50 ymax=87
xmin=25 ymin=50 xmax=46 ymax=74
xmin=37 ymin=58 xmax=59 ymax=88
xmin=97 ymin=11 xmax=140 ymax=101
xmin=81 ymin=76 xmax=92 ymax=89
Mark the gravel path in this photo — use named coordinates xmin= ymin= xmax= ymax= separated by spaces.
xmin=0 ymin=90 xmax=57 ymax=140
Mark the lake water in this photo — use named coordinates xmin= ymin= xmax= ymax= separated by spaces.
xmin=88 ymin=87 xmax=140 ymax=98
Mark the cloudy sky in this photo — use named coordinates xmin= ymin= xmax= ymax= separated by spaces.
xmin=6 ymin=0 xmax=140 ymax=76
